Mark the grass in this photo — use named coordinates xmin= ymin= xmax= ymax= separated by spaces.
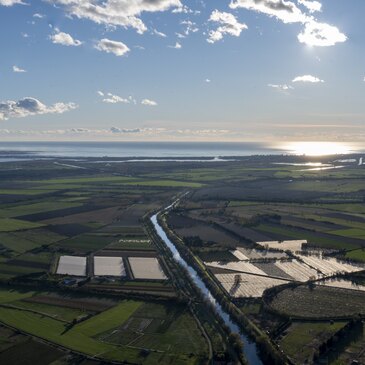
xmin=0 ymin=189 xmax=58 ymax=196
xmin=271 ymin=285 xmax=365 ymax=318
xmin=10 ymin=300 xmax=88 ymax=322
xmin=0 ymin=219 xmax=44 ymax=232
xmin=256 ymin=223 xmax=361 ymax=250
xmin=34 ymin=176 xmax=137 ymax=184
xmin=280 ymin=321 xmax=347 ymax=364
xmin=0 ymin=300 xmax=142 ymax=362
xmin=0 ymin=233 xmax=42 ymax=253
xmin=330 ymin=228 xmax=365 ymax=240
xmin=121 ymin=180 xmax=204 ymax=188
xmin=0 ymin=297 xmax=204 ymax=364
xmin=0 ymin=201 xmax=82 ymax=218
xmin=0 ymin=287 xmax=34 ymax=304
xmin=56 ymin=234 xmax=114 ymax=253
xmin=346 ymin=249 xmax=365 ymax=262
xmin=75 ymin=301 xmax=142 ymax=336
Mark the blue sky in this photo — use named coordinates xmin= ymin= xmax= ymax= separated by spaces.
xmin=0 ymin=0 xmax=364 ymax=142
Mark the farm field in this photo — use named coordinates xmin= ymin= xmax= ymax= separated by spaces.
xmin=0 ymin=153 xmax=363 ymax=364
xmin=56 ymin=255 xmax=87 ymax=276
xmin=270 ymin=285 xmax=365 ymax=318
xmin=93 ymin=256 xmax=126 ymax=277
xmin=279 ymin=321 xmax=348 ymax=365
xmin=0 ymin=287 xmax=208 ymax=364
xmin=129 ymin=257 xmax=167 ymax=280
xmin=215 ymin=273 xmax=289 ymax=298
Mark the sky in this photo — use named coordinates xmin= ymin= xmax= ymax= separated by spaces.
xmin=0 ymin=0 xmax=364 ymax=142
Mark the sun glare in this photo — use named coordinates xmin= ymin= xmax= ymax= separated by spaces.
xmin=283 ymin=142 xmax=352 ymax=156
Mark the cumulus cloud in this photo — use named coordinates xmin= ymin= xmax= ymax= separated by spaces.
xmin=0 ymin=97 xmax=77 ymax=121
xmin=230 ymin=0 xmax=307 ymax=24
xmin=141 ymin=99 xmax=158 ymax=106
xmin=229 ymin=0 xmax=346 ymax=47
xmin=50 ymin=29 xmax=82 ymax=46
xmin=95 ymin=38 xmax=130 ymax=56
xmin=292 ymin=74 xmax=324 ymax=83
xmin=208 ymin=10 xmax=247 ymax=43
xmin=0 ymin=0 xmax=25 ymax=6
xmin=268 ymin=83 xmax=293 ymax=91
xmin=49 ymin=0 xmax=182 ymax=34
xmin=13 ymin=65 xmax=26 ymax=73
xmin=298 ymin=21 xmax=347 ymax=47
xmin=298 ymin=0 xmax=322 ymax=13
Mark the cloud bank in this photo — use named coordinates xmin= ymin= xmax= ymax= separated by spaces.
xmin=0 ymin=97 xmax=77 ymax=121
xmin=49 ymin=0 xmax=182 ymax=34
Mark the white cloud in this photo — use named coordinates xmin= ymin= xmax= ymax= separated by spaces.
xmin=208 ymin=10 xmax=247 ymax=43
xmin=181 ymin=20 xmax=199 ymax=36
xmin=205 ymin=79 xmax=211 ymax=83
xmin=102 ymin=93 xmax=130 ymax=104
xmin=0 ymin=0 xmax=25 ymax=6
xmin=0 ymin=97 xmax=77 ymax=121
xmin=298 ymin=21 xmax=347 ymax=47
xmin=110 ymin=127 xmax=142 ymax=133
xmin=33 ymin=13 xmax=45 ymax=18
xmin=229 ymin=0 xmax=346 ymax=47
xmin=13 ymin=65 xmax=26 ymax=73
xmin=97 ymin=91 xmax=104 ymax=96
xmin=153 ymin=29 xmax=167 ymax=37
xmin=141 ymin=99 xmax=158 ymax=106
xmin=169 ymin=41 xmax=182 ymax=49
xmin=292 ymin=74 xmax=324 ymax=83
xmin=230 ymin=0 xmax=307 ymax=24
xmin=50 ymin=0 xmax=182 ymax=34
xmin=50 ymin=29 xmax=82 ymax=46
xmin=298 ymin=0 xmax=322 ymax=13
xmin=95 ymin=38 xmax=130 ymax=56
xmin=268 ymin=83 xmax=293 ymax=91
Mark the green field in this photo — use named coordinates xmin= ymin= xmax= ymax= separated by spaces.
xmin=0 ymin=219 xmax=44 ymax=232
xmin=280 ymin=321 xmax=347 ymax=364
xmin=0 ymin=289 xmax=207 ymax=364
xmin=345 ymin=248 xmax=365 ymax=262
xmin=0 ymin=201 xmax=82 ymax=218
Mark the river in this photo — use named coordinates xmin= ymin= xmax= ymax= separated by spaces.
xmin=150 ymin=212 xmax=263 ymax=365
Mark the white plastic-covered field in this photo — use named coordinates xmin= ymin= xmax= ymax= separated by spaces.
xmin=215 ymin=273 xmax=289 ymax=298
xmin=320 ymin=279 xmax=365 ymax=292
xmin=234 ymin=248 xmax=287 ymax=260
xmin=230 ymin=250 xmax=248 ymax=260
xmin=296 ymin=255 xmax=365 ymax=276
xmin=57 ymin=255 xmax=87 ymax=276
xmin=129 ymin=257 xmax=167 ymax=280
xmin=257 ymin=240 xmax=307 ymax=252
xmin=206 ymin=261 xmax=267 ymax=276
xmin=274 ymin=259 xmax=318 ymax=281
xmin=94 ymin=256 xmax=126 ymax=277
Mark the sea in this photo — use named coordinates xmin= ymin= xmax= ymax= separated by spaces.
xmin=0 ymin=141 xmax=363 ymax=159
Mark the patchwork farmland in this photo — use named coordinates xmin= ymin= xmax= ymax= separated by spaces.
xmin=0 ymin=152 xmax=364 ymax=365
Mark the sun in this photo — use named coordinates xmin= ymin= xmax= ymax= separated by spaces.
xmin=283 ymin=142 xmax=351 ymax=156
